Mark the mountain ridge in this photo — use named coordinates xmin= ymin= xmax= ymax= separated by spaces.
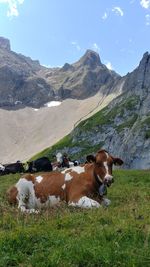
xmin=0 ymin=36 xmax=150 ymax=168
xmin=0 ymin=37 xmax=119 ymax=109
xmin=30 ymin=53 xmax=150 ymax=169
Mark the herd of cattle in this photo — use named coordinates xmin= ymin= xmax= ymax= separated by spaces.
xmin=0 ymin=153 xmax=79 ymax=176
xmin=6 ymin=149 xmax=124 ymax=212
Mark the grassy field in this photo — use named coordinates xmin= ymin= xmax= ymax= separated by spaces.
xmin=0 ymin=170 xmax=150 ymax=267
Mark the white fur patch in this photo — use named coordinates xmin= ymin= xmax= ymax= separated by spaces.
xmin=65 ymin=173 xmax=73 ymax=181
xmin=32 ymin=195 xmax=60 ymax=209
xmin=105 ymin=152 xmax=109 ymax=158
xmin=62 ymin=184 xmax=66 ymax=190
xmin=47 ymin=195 xmax=60 ymax=206
xmin=62 ymin=166 xmax=85 ymax=174
xmin=102 ymin=198 xmax=111 ymax=207
xmin=103 ymin=162 xmax=113 ymax=181
xmin=56 ymin=152 xmax=63 ymax=163
xmin=69 ymin=196 xmax=100 ymax=208
xmin=69 ymin=161 xmax=74 ymax=167
xmin=35 ymin=175 xmax=43 ymax=183
xmin=104 ymin=161 xmax=109 ymax=175
xmin=16 ymin=178 xmax=36 ymax=211
xmin=16 ymin=178 xmax=61 ymax=212
xmin=0 ymin=164 xmax=5 ymax=171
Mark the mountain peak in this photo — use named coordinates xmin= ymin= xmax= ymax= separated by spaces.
xmin=75 ymin=49 xmax=102 ymax=68
xmin=0 ymin=37 xmax=11 ymax=51
xmin=139 ymin=51 xmax=150 ymax=66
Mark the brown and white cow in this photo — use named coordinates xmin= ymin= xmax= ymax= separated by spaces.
xmin=7 ymin=150 xmax=123 ymax=213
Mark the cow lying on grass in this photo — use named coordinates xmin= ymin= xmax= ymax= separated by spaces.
xmin=27 ymin=157 xmax=52 ymax=173
xmin=53 ymin=152 xmax=79 ymax=170
xmin=7 ymin=150 xmax=123 ymax=213
xmin=0 ymin=162 xmax=25 ymax=175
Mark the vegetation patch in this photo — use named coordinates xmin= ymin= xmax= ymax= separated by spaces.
xmin=145 ymin=130 xmax=150 ymax=139
xmin=0 ymin=170 xmax=149 ymax=267
xmin=77 ymin=96 xmax=140 ymax=132
xmin=116 ymin=115 xmax=138 ymax=132
xmin=31 ymin=134 xmax=73 ymax=160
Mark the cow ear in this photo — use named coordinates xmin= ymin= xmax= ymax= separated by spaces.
xmin=113 ymin=158 xmax=124 ymax=166
xmin=86 ymin=155 xmax=96 ymax=163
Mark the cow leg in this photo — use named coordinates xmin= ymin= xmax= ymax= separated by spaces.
xmin=16 ymin=178 xmax=39 ymax=213
xmin=68 ymin=196 xmax=100 ymax=208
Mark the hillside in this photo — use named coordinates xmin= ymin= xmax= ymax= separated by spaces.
xmin=35 ymin=94 xmax=150 ymax=169
xmin=0 ymin=36 xmax=150 ymax=168
xmin=0 ymin=36 xmax=122 ymax=163
xmin=0 ymin=170 xmax=149 ymax=266
xmin=33 ymin=53 xmax=150 ymax=169
xmin=0 ymin=90 xmax=122 ymax=163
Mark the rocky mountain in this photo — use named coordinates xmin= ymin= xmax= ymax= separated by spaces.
xmin=36 ymin=53 xmax=150 ymax=169
xmin=0 ymin=37 xmax=119 ymax=109
xmin=0 ymin=37 xmax=123 ymax=163
xmin=0 ymin=36 xmax=150 ymax=169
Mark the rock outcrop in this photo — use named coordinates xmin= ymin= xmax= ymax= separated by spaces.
xmin=0 ymin=37 xmax=120 ymax=108
xmin=40 ymin=49 xmax=120 ymax=100
xmin=0 ymin=37 xmax=11 ymax=51
xmin=43 ymin=53 xmax=150 ymax=169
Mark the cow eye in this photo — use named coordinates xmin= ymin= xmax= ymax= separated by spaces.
xmin=96 ymin=162 xmax=103 ymax=167
xmin=107 ymin=163 xmax=112 ymax=167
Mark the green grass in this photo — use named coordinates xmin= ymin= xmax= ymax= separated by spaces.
xmin=0 ymin=170 xmax=150 ymax=267
xmin=77 ymin=96 xmax=140 ymax=132
xmin=31 ymin=134 xmax=73 ymax=160
xmin=116 ymin=115 xmax=138 ymax=132
xmin=145 ymin=130 xmax=150 ymax=139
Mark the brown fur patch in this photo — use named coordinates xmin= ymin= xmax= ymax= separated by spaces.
xmin=7 ymin=186 xmax=18 ymax=205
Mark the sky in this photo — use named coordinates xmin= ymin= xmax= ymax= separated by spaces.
xmin=0 ymin=0 xmax=150 ymax=76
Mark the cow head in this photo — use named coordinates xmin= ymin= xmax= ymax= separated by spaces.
xmin=56 ymin=152 xmax=63 ymax=164
xmin=86 ymin=150 xmax=123 ymax=186
xmin=0 ymin=163 xmax=5 ymax=171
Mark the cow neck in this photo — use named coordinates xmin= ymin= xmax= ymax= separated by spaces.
xmin=93 ymin=170 xmax=103 ymax=187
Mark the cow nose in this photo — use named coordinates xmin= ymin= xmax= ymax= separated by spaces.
xmin=104 ymin=175 xmax=113 ymax=184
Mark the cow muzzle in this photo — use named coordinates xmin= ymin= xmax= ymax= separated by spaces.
xmin=104 ymin=175 xmax=114 ymax=187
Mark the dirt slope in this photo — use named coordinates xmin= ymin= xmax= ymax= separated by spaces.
xmin=0 ymin=91 xmax=120 ymax=163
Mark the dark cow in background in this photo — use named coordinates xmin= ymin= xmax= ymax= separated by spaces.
xmin=0 ymin=161 xmax=24 ymax=175
xmin=0 ymin=163 xmax=5 ymax=175
xmin=0 ymin=157 xmax=53 ymax=176
xmin=27 ymin=157 xmax=52 ymax=173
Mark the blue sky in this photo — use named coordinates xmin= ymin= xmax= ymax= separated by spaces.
xmin=0 ymin=0 xmax=150 ymax=76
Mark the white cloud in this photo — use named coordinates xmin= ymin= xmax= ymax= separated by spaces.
xmin=102 ymin=12 xmax=108 ymax=20
xmin=106 ymin=61 xmax=113 ymax=70
xmin=0 ymin=0 xmax=24 ymax=17
xmin=140 ymin=0 xmax=150 ymax=9
xmin=112 ymin=6 xmax=124 ymax=16
xmin=145 ymin=14 xmax=150 ymax=25
xmin=91 ymin=43 xmax=100 ymax=52
xmin=71 ymin=41 xmax=81 ymax=51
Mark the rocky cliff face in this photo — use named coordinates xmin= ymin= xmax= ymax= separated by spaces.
xmin=45 ymin=53 xmax=150 ymax=169
xmin=40 ymin=49 xmax=120 ymax=100
xmin=0 ymin=37 xmax=11 ymax=50
xmin=0 ymin=37 xmax=55 ymax=108
xmin=0 ymin=36 xmax=150 ymax=169
xmin=0 ymin=38 xmax=119 ymax=109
